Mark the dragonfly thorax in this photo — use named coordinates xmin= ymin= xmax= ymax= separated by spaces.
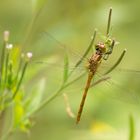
xmin=87 ymin=53 xmax=102 ymax=74
xmin=86 ymin=42 xmax=106 ymax=74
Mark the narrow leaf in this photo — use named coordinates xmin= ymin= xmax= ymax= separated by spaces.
xmin=75 ymin=30 xmax=97 ymax=68
xmin=104 ymin=49 xmax=127 ymax=75
xmin=107 ymin=7 xmax=112 ymax=36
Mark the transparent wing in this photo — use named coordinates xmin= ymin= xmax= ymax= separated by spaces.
xmin=30 ymin=30 xmax=95 ymax=62
xmin=92 ymin=67 xmax=140 ymax=105
xmin=26 ymin=30 xmax=140 ymax=105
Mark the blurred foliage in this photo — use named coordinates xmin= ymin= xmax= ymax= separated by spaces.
xmin=0 ymin=31 xmax=46 ymax=139
xmin=0 ymin=0 xmax=140 ymax=140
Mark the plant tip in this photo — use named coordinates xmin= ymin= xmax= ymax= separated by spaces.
xmin=94 ymin=28 xmax=98 ymax=32
xmin=91 ymin=29 xmax=97 ymax=39
xmin=4 ymin=30 xmax=10 ymax=42
xmin=124 ymin=48 xmax=127 ymax=52
xmin=110 ymin=7 xmax=112 ymax=10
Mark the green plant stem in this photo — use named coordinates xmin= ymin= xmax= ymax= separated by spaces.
xmin=25 ymin=73 xmax=109 ymax=120
xmin=0 ymin=42 xmax=7 ymax=86
xmin=15 ymin=55 xmax=23 ymax=83
xmin=12 ymin=62 xmax=28 ymax=99
xmin=104 ymin=49 xmax=127 ymax=75
xmin=4 ymin=52 xmax=10 ymax=87
xmin=35 ymin=73 xmax=85 ymax=112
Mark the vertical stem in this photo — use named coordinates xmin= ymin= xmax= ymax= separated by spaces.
xmin=4 ymin=52 xmax=10 ymax=87
xmin=15 ymin=55 xmax=23 ymax=83
xmin=12 ymin=62 xmax=28 ymax=99
xmin=0 ymin=42 xmax=6 ymax=86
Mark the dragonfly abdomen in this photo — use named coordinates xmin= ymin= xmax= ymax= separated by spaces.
xmin=76 ymin=72 xmax=94 ymax=124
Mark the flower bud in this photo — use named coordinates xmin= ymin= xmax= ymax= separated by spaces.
xmin=4 ymin=30 xmax=10 ymax=42
xmin=26 ymin=52 xmax=33 ymax=59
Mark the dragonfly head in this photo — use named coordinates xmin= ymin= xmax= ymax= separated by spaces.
xmin=95 ymin=42 xmax=106 ymax=55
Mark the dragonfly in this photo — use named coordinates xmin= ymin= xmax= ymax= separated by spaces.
xmin=31 ymin=8 xmax=140 ymax=124
xmin=75 ymin=8 xmax=125 ymax=124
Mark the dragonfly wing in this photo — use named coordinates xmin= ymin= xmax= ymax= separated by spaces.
xmin=92 ymin=71 xmax=140 ymax=105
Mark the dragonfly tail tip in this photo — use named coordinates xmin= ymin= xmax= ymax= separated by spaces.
xmin=76 ymin=118 xmax=80 ymax=124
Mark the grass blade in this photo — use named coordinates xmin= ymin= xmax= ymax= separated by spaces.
xmin=104 ymin=49 xmax=127 ymax=75
xmin=74 ymin=30 xmax=97 ymax=68
xmin=107 ymin=7 xmax=112 ymax=36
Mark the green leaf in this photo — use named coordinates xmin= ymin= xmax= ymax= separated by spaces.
xmin=63 ymin=53 xmax=69 ymax=83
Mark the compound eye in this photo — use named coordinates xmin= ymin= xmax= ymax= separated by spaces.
xmin=95 ymin=44 xmax=99 ymax=50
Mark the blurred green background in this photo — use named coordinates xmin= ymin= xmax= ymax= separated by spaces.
xmin=0 ymin=0 xmax=140 ymax=140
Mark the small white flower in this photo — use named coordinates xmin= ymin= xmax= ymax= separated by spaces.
xmin=4 ymin=30 xmax=10 ymax=42
xmin=6 ymin=44 xmax=13 ymax=50
xmin=26 ymin=52 xmax=33 ymax=59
